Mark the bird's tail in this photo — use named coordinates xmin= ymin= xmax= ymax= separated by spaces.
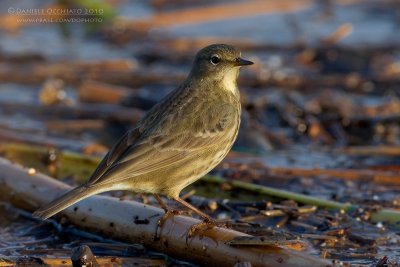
xmin=33 ymin=185 xmax=100 ymax=220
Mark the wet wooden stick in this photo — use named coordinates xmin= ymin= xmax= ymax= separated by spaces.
xmin=0 ymin=158 xmax=331 ymax=267
xmin=0 ymin=102 xmax=144 ymax=123
xmin=78 ymin=80 xmax=131 ymax=104
xmin=0 ymin=128 xmax=89 ymax=151
xmin=339 ymin=146 xmax=400 ymax=156
xmin=128 ymin=0 xmax=312 ymax=28
xmin=0 ymin=61 xmax=182 ymax=87
xmin=267 ymin=167 xmax=400 ymax=185
xmin=322 ymin=23 xmax=353 ymax=46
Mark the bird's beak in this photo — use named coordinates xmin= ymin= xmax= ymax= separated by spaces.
xmin=235 ymin=57 xmax=254 ymax=66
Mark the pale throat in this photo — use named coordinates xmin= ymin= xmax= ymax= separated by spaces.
xmin=221 ymin=68 xmax=239 ymax=94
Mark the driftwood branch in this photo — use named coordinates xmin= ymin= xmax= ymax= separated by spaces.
xmin=0 ymin=128 xmax=89 ymax=151
xmin=136 ymin=0 xmax=310 ymax=28
xmin=0 ymin=102 xmax=144 ymax=124
xmin=78 ymin=80 xmax=131 ymax=104
xmin=338 ymin=145 xmax=400 ymax=156
xmin=267 ymin=166 xmax=400 ymax=185
xmin=0 ymin=61 xmax=184 ymax=87
xmin=0 ymin=158 xmax=331 ymax=267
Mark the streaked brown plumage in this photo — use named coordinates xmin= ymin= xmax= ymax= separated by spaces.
xmin=33 ymin=44 xmax=253 ymax=221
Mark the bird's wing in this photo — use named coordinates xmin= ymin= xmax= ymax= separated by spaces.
xmin=87 ymin=129 xmax=140 ymax=184
xmin=87 ymin=102 xmax=237 ymax=186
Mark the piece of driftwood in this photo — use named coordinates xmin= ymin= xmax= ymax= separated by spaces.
xmin=46 ymin=119 xmax=105 ymax=133
xmin=78 ymin=80 xmax=131 ymax=104
xmin=339 ymin=146 xmax=400 ymax=156
xmin=321 ymin=23 xmax=353 ymax=46
xmin=0 ymin=59 xmax=135 ymax=84
xmin=0 ymin=62 xmax=183 ymax=88
xmin=0 ymin=158 xmax=331 ymax=267
xmin=0 ymin=128 xmax=89 ymax=151
xmin=0 ymin=102 xmax=144 ymax=123
xmin=268 ymin=167 xmax=400 ymax=185
xmin=135 ymin=0 xmax=311 ymax=28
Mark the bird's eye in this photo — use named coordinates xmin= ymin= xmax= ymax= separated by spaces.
xmin=210 ymin=55 xmax=220 ymax=65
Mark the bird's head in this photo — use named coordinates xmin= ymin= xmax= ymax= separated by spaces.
xmin=189 ymin=44 xmax=253 ymax=83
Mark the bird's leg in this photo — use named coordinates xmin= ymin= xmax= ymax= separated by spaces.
xmin=153 ymin=193 xmax=182 ymax=226
xmin=173 ymin=196 xmax=213 ymax=222
xmin=153 ymin=193 xmax=169 ymax=212
xmin=153 ymin=193 xmax=183 ymax=240
xmin=173 ymin=197 xmax=226 ymax=240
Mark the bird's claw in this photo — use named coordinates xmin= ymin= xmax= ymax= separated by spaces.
xmin=185 ymin=219 xmax=227 ymax=244
xmin=155 ymin=209 xmax=182 ymax=240
xmin=158 ymin=209 xmax=182 ymax=227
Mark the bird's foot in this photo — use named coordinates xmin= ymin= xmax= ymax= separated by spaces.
xmin=186 ymin=219 xmax=227 ymax=244
xmin=155 ymin=209 xmax=182 ymax=240
xmin=158 ymin=209 xmax=182 ymax=228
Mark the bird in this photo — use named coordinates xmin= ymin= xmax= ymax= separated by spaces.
xmin=33 ymin=44 xmax=254 ymax=223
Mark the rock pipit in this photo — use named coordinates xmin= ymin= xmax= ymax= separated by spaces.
xmin=33 ymin=44 xmax=253 ymax=225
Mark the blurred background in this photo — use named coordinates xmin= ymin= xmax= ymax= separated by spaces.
xmin=1 ymin=0 xmax=400 ymax=266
